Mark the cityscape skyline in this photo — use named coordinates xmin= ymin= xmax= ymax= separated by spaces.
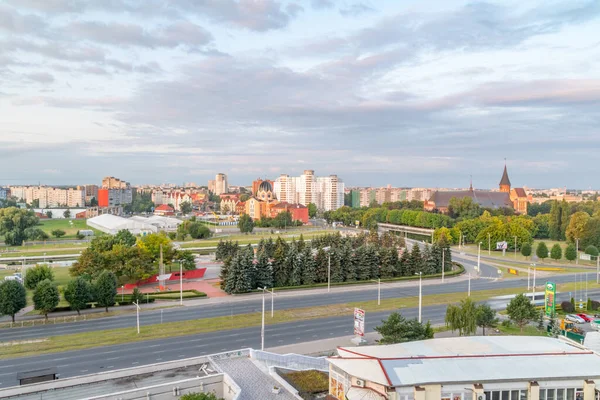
xmin=1 ymin=0 xmax=599 ymax=187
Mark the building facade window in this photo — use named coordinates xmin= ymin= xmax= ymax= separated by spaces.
xmin=540 ymin=388 xmax=582 ymax=400
xmin=484 ymin=389 xmax=527 ymax=400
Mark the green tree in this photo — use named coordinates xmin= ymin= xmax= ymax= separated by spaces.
xmin=549 ymin=200 xmax=564 ymax=240
xmin=238 ymin=214 xmax=254 ymax=234
xmin=33 ymin=279 xmax=60 ymax=320
xmin=550 ymin=243 xmax=563 ymax=261
xmin=45 ymin=210 xmax=53 ymax=219
xmin=188 ymin=222 xmax=211 ymax=239
xmin=585 ymin=245 xmax=599 ymax=257
xmin=177 ymin=250 xmax=196 ymax=270
xmin=181 ymin=393 xmax=222 ymax=400
xmin=521 ymin=242 xmax=532 ymax=258
xmin=51 ymin=229 xmax=66 ymax=238
xmin=226 ymin=248 xmax=254 ymax=293
xmin=24 ymin=264 xmax=54 ymax=290
xmin=447 ymin=196 xmax=481 ymax=220
xmin=0 ymin=207 xmax=39 ymax=245
xmin=0 ymin=280 xmax=27 ymax=323
xmin=24 ymin=227 xmax=49 ymax=241
xmin=180 ymin=201 xmax=192 ymax=215
xmin=536 ymin=242 xmax=549 ymax=260
xmin=476 ymin=303 xmax=497 ymax=336
xmin=115 ymin=229 xmax=137 ymax=247
xmin=307 ymin=203 xmax=318 ymax=219
xmin=565 ymin=243 xmax=577 ymax=262
xmin=131 ymin=287 xmax=144 ymax=304
xmin=63 ymin=209 xmax=71 ymax=218
xmin=374 ymin=312 xmax=434 ymax=344
xmin=273 ymin=211 xmax=293 ymax=229
xmin=93 ymin=271 xmax=117 ymax=312
xmin=566 ymin=211 xmax=590 ymax=244
xmin=254 ymin=250 xmax=273 ymax=289
xmin=64 ymin=277 xmax=92 ymax=315
xmin=506 ymin=293 xmax=538 ymax=332
xmin=445 ymin=297 xmax=477 ymax=336
xmin=90 ymin=197 xmax=98 ymax=207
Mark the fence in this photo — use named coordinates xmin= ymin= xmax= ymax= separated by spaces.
xmin=0 ymin=314 xmax=88 ymax=329
xmin=250 ymin=349 xmax=329 ymax=372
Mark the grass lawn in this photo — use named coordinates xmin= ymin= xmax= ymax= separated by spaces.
xmin=0 ymin=266 xmax=72 ymax=306
xmin=37 ymin=219 xmax=103 ymax=239
xmin=4 ymin=280 xmax=600 ymax=360
xmin=457 ymin=239 xmax=597 ymax=267
xmin=496 ymin=323 xmax=547 ymax=336
xmin=180 ymin=230 xmax=337 ymax=248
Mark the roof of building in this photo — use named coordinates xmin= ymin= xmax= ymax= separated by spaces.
xmin=513 ymin=187 xmax=527 ymax=197
xmin=330 ymin=336 xmax=600 ymax=388
xmin=500 ymin=165 xmax=511 ymax=187
xmin=154 ymin=204 xmax=174 ymax=211
xmin=130 ymin=215 xmax=182 ymax=228
xmin=87 ymin=214 xmax=157 ymax=234
xmin=428 ymin=190 xmax=512 ymax=209
xmin=271 ymin=202 xmax=307 ymax=210
xmin=258 ymin=180 xmax=273 ymax=193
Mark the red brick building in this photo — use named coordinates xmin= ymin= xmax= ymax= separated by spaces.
xmin=270 ymin=202 xmax=309 ymax=224
xmin=154 ymin=204 xmax=175 ymax=216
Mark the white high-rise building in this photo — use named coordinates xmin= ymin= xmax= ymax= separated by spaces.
xmin=214 ymin=173 xmax=228 ymax=195
xmin=7 ymin=186 xmax=85 ymax=208
xmin=274 ymin=170 xmax=344 ymax=211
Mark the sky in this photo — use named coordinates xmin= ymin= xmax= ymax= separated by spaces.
xmin=1 ymin=0 xmax=599 ymax=189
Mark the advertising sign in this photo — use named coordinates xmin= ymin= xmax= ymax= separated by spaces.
xmin=580 ymin=254 xmax=592 ymax=261
xmin=545 ymin=282 xmax=556 ymax=316
xmin=353 ymin=308 xmax=365 ymax=337
xmin=508 ymin=268 xmax=518 ymax=275
xmin=496 ymin=241 xmax=508 ymax=250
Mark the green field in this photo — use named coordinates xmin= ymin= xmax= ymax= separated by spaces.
xmin=37 ymin=219 xmax=103 ymax=239
xmin=458 ymin=239 xmax=597 ymax=266
xmin=180 ymin=229 xmax=337 ymax=248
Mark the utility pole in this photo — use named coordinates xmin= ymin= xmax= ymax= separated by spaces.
xmin=416 ymin=272 xmax=422 ymax=322
xmin=442 ymin=249 xmax=445 ymax=283
xmin=133 ymin=301 xmax=140 ymax=334
xmin=514 ymin=236 xmax=518 ymax=259
xmin=261 ymin=287 xmax=276 ymax=350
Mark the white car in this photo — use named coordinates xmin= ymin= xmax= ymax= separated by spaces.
xmin=566 ymin=314 xmax=585 ymax=324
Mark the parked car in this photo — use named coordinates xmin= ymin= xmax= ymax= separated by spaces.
xmin=566 ymin=314 xmax=586 ymax=324
xmin=576 ymin=313 xmax=593 ymax=322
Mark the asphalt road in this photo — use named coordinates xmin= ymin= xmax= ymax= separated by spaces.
xmin=1 ymin=287 xmax=594 ymax=390
xmin=0 ymin=270 xmax=585 ymax=343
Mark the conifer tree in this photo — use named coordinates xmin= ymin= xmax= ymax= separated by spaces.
xmin=398 ymin=249 xmax=410 ymax=276
xmin=365 ymin=245 xmax=380 ymax=279
xmin=272 ymin=238 xmax=289 ymax=287
xmin=342 ymin=243 xmax=358 ymax=281
xmin=379 ymin=247 xmax=398 ymax=278
xmin=355 ymin=246 xmax=370 ymax=280
xmin=265 ymin=237 xmax=275 ymax=258
xmin=301 ymin=247 xmax=317 ymax=285
xmin=314 ymin=248 xmax=329 ymax=283
xmin=329 ymin=248 xmax=344 ymax=283
xmin=254 ymin=250 xmax=273 ymax=289
xmin=423 ymin=244 xmax=438 ymax=275
xmin=408 ymin=244 xmax=424 ymax=275
xmin=287 ymin=244 xmax=302 ymax=286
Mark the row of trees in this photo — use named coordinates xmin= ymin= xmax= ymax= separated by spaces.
xmin=70 ymin=231 xmax=195 ymax=282
xmin=218 ymin=232 xmax=452 ymax=294
xmin=0 ymin=266 xmax=119 ymax=322
xmin=238 ymin=212 xmax=302 ymax=234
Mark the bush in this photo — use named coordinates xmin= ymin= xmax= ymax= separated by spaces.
xmin=501 ymin=320 xmax=511 ymax=327
xmin=585 ymin=245 xmax=599 ymax=257
xmin=521 ymin=243 xmax=532 ymax=258
xmin=282 ymin=370 xmax=329 ymax=395
xmin=561 ymin=301 xmax=575 ymax=313
xmin=591 ymin=300 xmax=600 ymax=311
xmin=181 ymin=393 xmax=222 ymax=400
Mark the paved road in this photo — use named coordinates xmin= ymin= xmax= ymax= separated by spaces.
xmin=0 ymin=270 xmax=583 ymax=343
xmin=0 ymin=287 xmax=593 ymax=390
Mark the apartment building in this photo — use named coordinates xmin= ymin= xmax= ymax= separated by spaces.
xmin=208 ymin=173 xmax=228 ymax=195
xmin=0 ymin=187 xmax=8 ymax=201
xmin=274 ymin=170 xmax=344 ymax=211
xmin=100 ymin=176 xmax=132 ymax=206
xmin=7 ymin=186 xmax=85 ymax=208
xmin=102 ymin=176 xmax=130 ymax=189
xmin=83 ymin=184 xmax=98 ymax=203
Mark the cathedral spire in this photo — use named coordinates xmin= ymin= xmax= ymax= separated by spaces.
xmin=469 ymin=175 xmax=473 ymax=191
xmin=499 ymin=160 xmax=511 ymax=192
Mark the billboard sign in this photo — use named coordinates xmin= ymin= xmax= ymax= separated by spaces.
xmin=580 ymin=253 xmax=592 ymax=261
xmin=354 ymin=308 xmax=365 ymax=337
xmin=496 ymin=241 xmax=508 ymax=250
xmin=545 ymin=282 xmax=556 ymax=316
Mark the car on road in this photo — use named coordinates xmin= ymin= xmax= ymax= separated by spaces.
xmin=566 ymin=314 xmax=586 ymax=324
xmin=576 ymin=313 xmax=593 ymax=322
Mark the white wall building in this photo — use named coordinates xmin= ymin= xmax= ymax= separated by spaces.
xmin=8 ymin=186 xmax=85 ymax=208
xmin=328 ymin=336 xmax=600 ymax=400
xmin=87 ymin=214 xmax=157 ymax=235
xmin=274 ymin=170 xmax=344 ymax=211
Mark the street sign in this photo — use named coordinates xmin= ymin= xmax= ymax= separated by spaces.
xmin=545 ymin=282 xmax=556 ymax=317
xmin=353 ymin=308 xmax=365 ymax=337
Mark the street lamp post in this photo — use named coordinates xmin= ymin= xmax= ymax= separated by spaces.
xmin=321 ymin=246 xmax=332 ymax=293
xmin=527 ymin=267 xmax=531 ymax=290
xmin=133 ymin=301 xmax=140 ymax=334
xmin=477 ymin=242 xmax=482 ymax=273
xmin=121 ymin=285 xmax=124 ymax=303
xmin=514 ymin=236 xmax=518 ymax=259
xmin=531 ymin=263 xmax=536 ymax=294
xmin=488 ymin=233 xmax=491 ymax=256
xmin=468 ymin=273 xmax=471 ymax=297
xmin=416 ymin=272 xmax=422 ymax=323
xmin=442 ymin=249 xmax=445 ymax=283
xmin=179 ymin=259 xmax=183 ymax=306
xmin=261 ymin=287 xmax=275 ymax=350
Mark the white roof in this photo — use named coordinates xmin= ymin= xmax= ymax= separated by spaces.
xmin=87 ymin=214 xmax=157 ymax=234
xmin=330 ymin=336 xmax=600 ymax=388
xmin=129 ymin=216 xmax=182 ymax=228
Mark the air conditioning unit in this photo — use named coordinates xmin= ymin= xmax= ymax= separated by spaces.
xmin=356 ymin=379 xmax=365 ymax=387
xmin=477 ymin=394 xmax=486 ymax=400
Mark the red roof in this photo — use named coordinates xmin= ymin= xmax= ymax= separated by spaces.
xmin=513 ymin=188 xmax=527 ymax=197
xmin=155 ymin=204 xmax=174 ymax=211
xmin=272 ymin=202 xmax=307 ymax=209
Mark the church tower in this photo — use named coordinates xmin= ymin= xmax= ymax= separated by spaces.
xmin=499 ymin=161 xmax=511 ymax=193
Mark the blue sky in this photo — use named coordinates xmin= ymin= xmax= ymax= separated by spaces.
xmin=1 ymin=0 xmax=599 ymax=189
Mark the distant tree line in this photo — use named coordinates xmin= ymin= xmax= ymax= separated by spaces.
xmin=217 ymin=232 xmax=452 ymax=294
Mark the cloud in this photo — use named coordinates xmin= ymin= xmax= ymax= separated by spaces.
xmin=26 ymin=72 xmax=55 ymax=83
xmin=64 ymin=20 xmax=213 ymax=48
xmin=0 ymin=4 xmax=47 ymax=34
xmin=339 ymin=2 xmax=375 ymax=17
xmin=311 ymin=0 xmax=335 ymax=9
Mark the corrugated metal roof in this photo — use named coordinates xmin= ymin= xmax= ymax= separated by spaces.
xmin=333 ymin=337 xmax=600 ymax=388
xmin=429 ymin=190 xmax=512 ymax=209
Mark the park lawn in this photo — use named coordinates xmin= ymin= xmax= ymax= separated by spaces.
xmin=3 ymin=280 xmax=599 ymax=360
xmin=494 ymin=261 xmax=593 ymax=274
xmin=0 ymin=249 xmax=86 ymax=258
xmin=0 ymin=266 xmax=72 ymax=307
xmin=180 ymin=230 xmax=336 ymax=248
xmin=496 ymin=323 xmax=547 ymax=336
xmin=458 ymin=240 xmax=597 ymax=267
xmin=37 ymin=219 xmax=104 ymax=239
